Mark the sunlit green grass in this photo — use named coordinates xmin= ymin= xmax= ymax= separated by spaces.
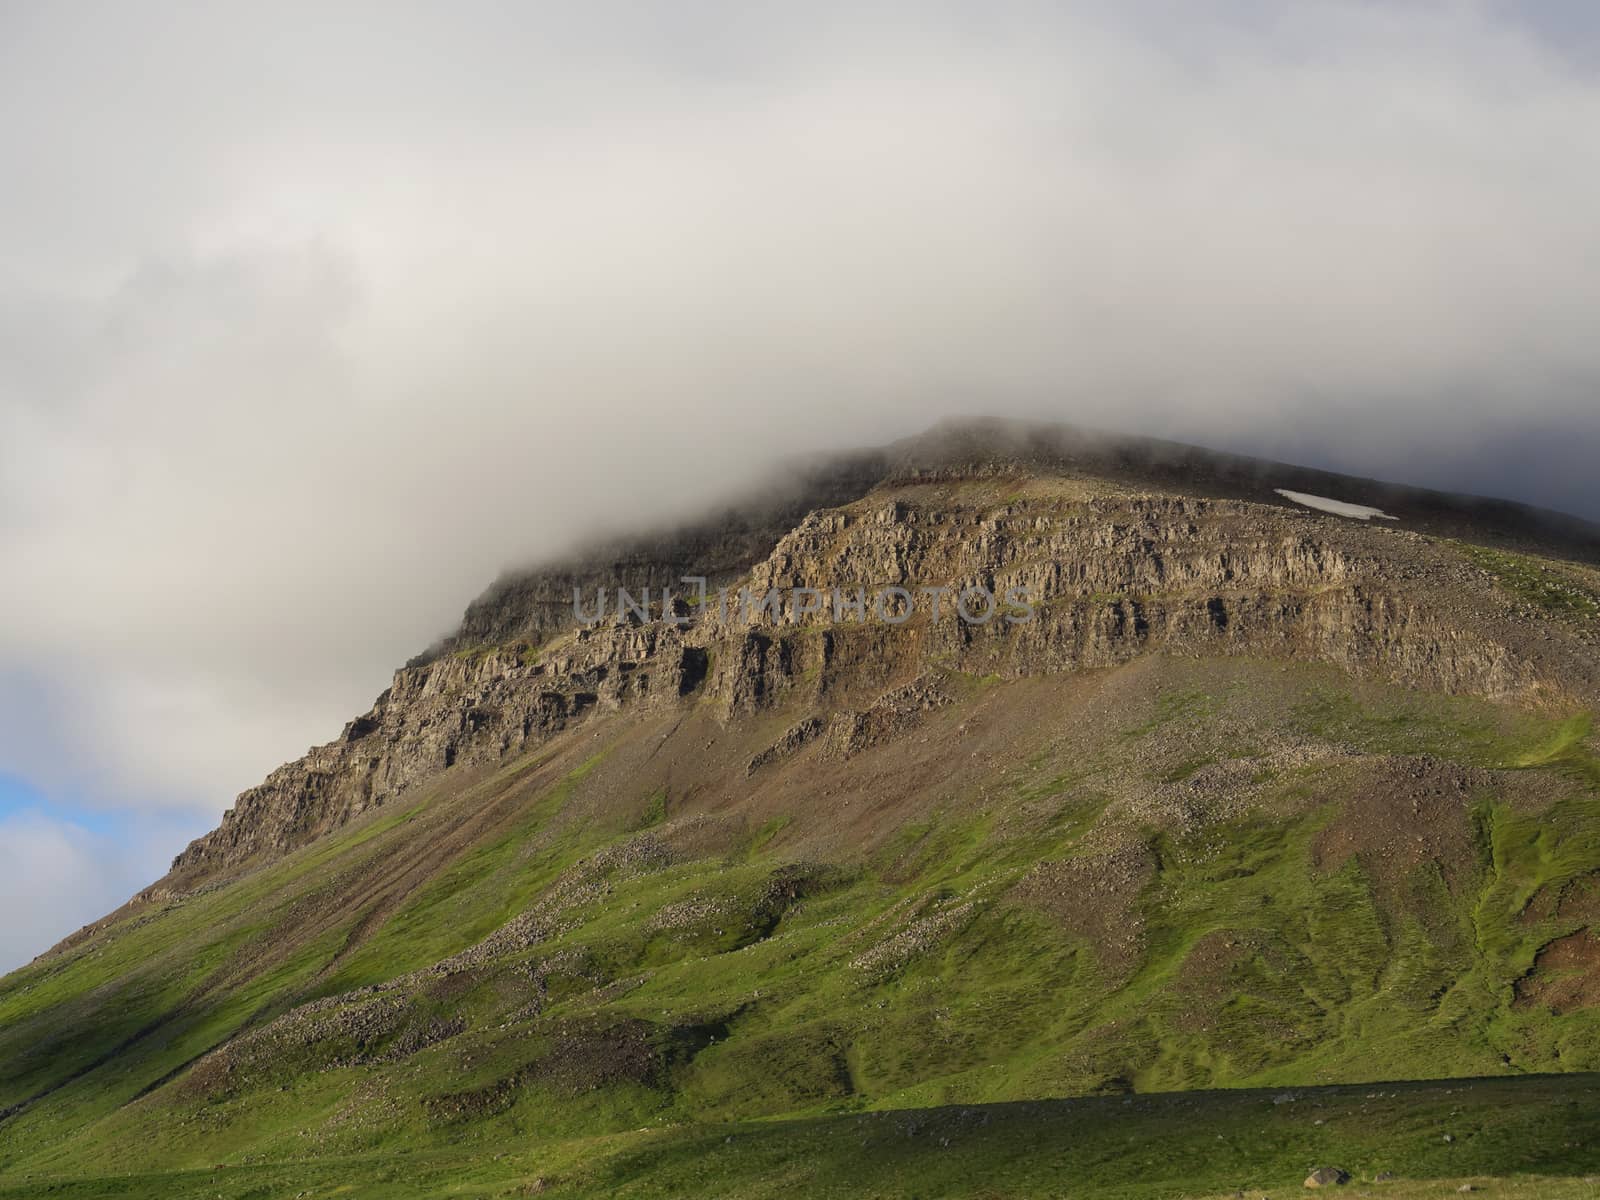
xmin=3 ymin=659 xmax=1599 ymax=1195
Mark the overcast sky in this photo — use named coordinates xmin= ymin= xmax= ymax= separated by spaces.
xmin=3 ymin=0 xmax=1599 ymax=970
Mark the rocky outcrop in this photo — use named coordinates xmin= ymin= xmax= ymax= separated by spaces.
xmin=1304 ymin=1166 xmax=1351 ymax=1188
xmin=166 ymin=428 xmax=1600 ymax=883
xmin=169 ymin=622 xmax=706 ymax=876
xmin=422 ymin=451 xmax=888 ymax=661
xmin=695 ymin=489 xmax=1587 ymax=712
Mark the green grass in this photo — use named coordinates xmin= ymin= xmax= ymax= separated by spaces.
xmin=1458 ymin=544 xmax=1600 ymax=620
xmin=3 ymin=661 xmax=1600 ymax=1194
xmin=4 ymin=1076 xmax=1598 ymax=1199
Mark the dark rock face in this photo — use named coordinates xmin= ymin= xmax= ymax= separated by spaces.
xmin=163 ymin=423 xmax=1600 ymax=884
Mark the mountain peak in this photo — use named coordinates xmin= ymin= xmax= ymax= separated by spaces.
xmin=7 ymin=424 xmax=1600 ymax=1197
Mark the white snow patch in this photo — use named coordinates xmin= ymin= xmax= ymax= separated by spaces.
xmin=1274 ymin=489 xmax=1398 ymax=521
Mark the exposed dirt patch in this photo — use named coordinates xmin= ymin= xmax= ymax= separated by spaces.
xmin=524 ymin=1019 xmax=662 ymax=1096
xmin=1521 ymin=870 xmax=1600 ymax=926
xmin=1172 ymin=929 xmax=1254 ymax=1018
xmin=1309 ymin=757 xmax=1485 ymax=910
xmin=1515 ymin=928 xmax=1600 ymax=1014
xmin=422 ymin=1018 xmax=663 ymax=1125
xmin=1012 ymin=840 xmax=1155 ymax=981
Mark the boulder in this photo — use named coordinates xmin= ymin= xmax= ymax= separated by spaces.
xmin=1304 ymin=1167 xmax=1350 ymax=1188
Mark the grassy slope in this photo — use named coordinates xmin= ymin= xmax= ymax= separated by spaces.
xmin=5 ymin=1076 xmax=1600 ymax=1199
xmin=2 ymin=656 xmax=1600 ymax=1196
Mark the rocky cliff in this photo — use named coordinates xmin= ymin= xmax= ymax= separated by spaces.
xmin=163 ymin=422 xmax=1600 ymax=883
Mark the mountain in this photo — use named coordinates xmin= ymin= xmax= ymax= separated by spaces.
xmin=3 ymin=419 xmax=1600 ymax=1199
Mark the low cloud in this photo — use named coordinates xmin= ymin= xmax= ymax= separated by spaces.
xmin=2 ymin=2 xmax=1599 ymax=961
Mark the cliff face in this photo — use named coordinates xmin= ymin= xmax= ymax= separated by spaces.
xmin=425 ymin=450 xmax=890 ymax=659
xmin=164 ymin=436 xmax=1600 ymax=883
xmin=166 ymin=450 xmax=886 ymax=878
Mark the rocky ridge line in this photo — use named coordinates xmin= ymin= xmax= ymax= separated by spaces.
xmin=162 ymin=457 xmax=1600 ymax=883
